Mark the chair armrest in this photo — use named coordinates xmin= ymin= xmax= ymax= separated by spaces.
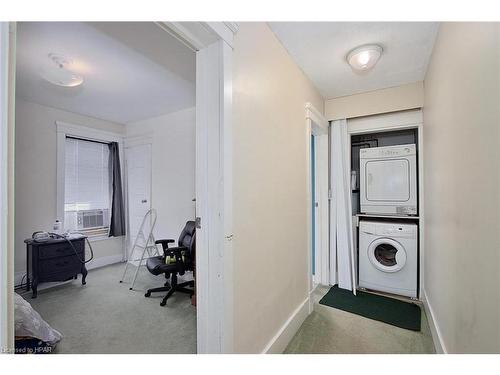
xmin=155 ymin=239 xmax=175 ymax=250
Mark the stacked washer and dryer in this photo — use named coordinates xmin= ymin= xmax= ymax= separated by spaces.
xmin=357 ymin=144 xmax=419 ymax=298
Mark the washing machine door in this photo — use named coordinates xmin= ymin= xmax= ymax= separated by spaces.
xmin=367 ymin=238 xmax=407 ymax=273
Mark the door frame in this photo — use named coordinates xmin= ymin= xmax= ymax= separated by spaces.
xmin=305 ymin=103 xmax=328 ymax=312
xmin=0 ymin=22 xmax=15 ymax=352
xmin=0 ymin=21 xmax=236 ymax=354
xmin=160 ymin=22 xmax=237 ymax=354
xmin=346 ymin=109 xmax=424 ymax=298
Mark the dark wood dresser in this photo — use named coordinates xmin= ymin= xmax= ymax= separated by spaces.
xmin=24 ymin=236 xmax=88 ymax=298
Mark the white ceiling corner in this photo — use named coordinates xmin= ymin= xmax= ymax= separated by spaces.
xmin=16 ymin=22 xmax=196 ymax=124
xmin=268 ymin=22 xmax=439 ymax=99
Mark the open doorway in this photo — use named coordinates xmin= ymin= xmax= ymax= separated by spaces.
xmin=13 ymin=22 xmax=198 ymax=353
xmin=306 ymin=104 xmax=329 ymax=303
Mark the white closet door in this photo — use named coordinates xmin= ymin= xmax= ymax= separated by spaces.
xmin=126 ymin=143 xmax=152 ymax=258
xmin=330 ymin=119 xmax=356 ymax=293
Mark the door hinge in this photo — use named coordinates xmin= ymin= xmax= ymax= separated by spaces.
xmin=195 ymin=217 xmax=201 ymax=229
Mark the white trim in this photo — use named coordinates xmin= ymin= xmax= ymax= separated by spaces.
xmin=0 ymin=21 xmax=15 ymax=352
xmin=86 ymin=254 xmax=124 ymax=271
xmin=306 ymin=102 xmax=328 ymax=131
xmin=262 ymin=297 xmax=310 ymax=354
xmin=56 ymin=121 xmax=123 ymax=143
xmin=158 ymin=22 xmax=218 ymax=52
xmin=347 ymin=109 xmax=422 ymax=135
xmin=205 ymin=22 xmax=237 ymax=48
xmin=422 ymin=290 xmax=447 ymax=354
xmin=417 ymin=125 xmax=425 ymax=297
xmin=0 ymin=21 xmax=10 ymax=352
xmin=316 ymin=135 xmax=329 ymax=286
xmin=306 ymin=103 xmax=329 ymax=295
xmin=308 ymin=283 xmax=319 ymax=314
xmin=194 ymin=28 xmax=235 ymax=354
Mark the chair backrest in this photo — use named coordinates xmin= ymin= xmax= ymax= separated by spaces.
xmin=178 ymin=221 xmax=196 ymax=262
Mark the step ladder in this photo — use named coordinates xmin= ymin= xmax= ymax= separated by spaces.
xmin=119 ymin=208 xmax=159 ymax=290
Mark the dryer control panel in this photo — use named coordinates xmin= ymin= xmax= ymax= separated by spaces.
xmin=360 ymin=144 xmax=416 ymax=159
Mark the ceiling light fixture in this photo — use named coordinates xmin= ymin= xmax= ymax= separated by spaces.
xmin=41 ymin=53 xmax=84 ymax=87
xmin=346 ymin=44 xmax=383 ymax=72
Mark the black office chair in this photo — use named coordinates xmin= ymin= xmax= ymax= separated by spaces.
xmin=144 ymin=221 xmax=196 ymax=306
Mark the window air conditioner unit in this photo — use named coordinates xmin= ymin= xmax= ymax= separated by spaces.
xmin=77 ymin=209 xmax=110 ymax=230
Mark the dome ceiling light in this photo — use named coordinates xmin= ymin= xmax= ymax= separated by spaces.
xmin=346 ymin=44 xmax=383 ymax=72
xmin=41 ymin=53 xmax=84 ymax=87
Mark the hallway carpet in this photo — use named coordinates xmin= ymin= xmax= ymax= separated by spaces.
xmin=19 ymin=262 xmax=197 ymax=354
xmin=284 ymin=286 xmax=435 ymax=354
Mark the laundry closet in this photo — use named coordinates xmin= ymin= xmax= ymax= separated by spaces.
xmin=325 ymin=109 xmax=423 ymax=301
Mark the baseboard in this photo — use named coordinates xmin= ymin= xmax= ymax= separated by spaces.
xmin=86 ymin=254 xmax=124 ymax=271
xmin=14 ymin=271 xmax=26 ymax=287
xmin=308 ymin=283 xmax=319 ymax=314
xmin=421 ymin=289 xmax=447 ymax=354
xmin=14 ymin=254 xmax=123 ymax=289
xmin=262 ymin=297 xmax=310 ymax=354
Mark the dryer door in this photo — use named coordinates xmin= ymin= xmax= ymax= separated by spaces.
xmin=365 ymin=158 xmax=410 ymax=202
xmin=367 ymin=238 xmax=407 ymax=273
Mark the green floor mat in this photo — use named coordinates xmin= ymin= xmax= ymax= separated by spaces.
xmin=319 ymin=286 xmax=421 ymax=331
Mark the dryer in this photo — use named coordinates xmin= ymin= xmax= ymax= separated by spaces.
xmin=360 ymin=144 xmax=417 ymax=216
xmin=358 ymin=221 xmax=418 ymax=298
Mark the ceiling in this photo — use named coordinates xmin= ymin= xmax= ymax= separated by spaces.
xmin=268 ymin=22 xmax=439 ymax=99
xmin=16 ymin=22 xmax=195 ymax=124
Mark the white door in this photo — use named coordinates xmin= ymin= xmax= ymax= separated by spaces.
xmin=126 ymin=143 xmax=152 ymax=259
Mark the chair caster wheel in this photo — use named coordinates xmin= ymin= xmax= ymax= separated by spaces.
xmin=160 ymin=300 xmax=166 ymax=306
xmin=145 ymin=292 xmax=151 ymax=297
xmin=119 ymin=280 xmax=123 ymax=283
xmin=129 ymin=287 xmax=133 ymax=290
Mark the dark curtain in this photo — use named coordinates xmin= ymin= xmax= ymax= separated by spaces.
xmin=108 ymin=142 xmax=126 ymax=237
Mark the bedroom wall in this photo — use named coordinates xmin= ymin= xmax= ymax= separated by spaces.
xmin=14 ymin=99 xmax=126 ymax=283
xmin=125 ymin=107 xmax=196 ymax=242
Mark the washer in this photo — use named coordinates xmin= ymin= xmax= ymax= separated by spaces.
xmin=360 ymin=144 xmax=417 ymax=216
xmin=358 ymin=221 xmax=418 ymax=298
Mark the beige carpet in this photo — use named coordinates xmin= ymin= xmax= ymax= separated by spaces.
xmin=284 ymin=286 xmax=436 ymax=354
xmin=18 ymin=262 xmax=196 ymax=354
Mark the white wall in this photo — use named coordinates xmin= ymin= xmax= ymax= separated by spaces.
xmin=325 ymin=81 xmax=424 ymax=121
xmin=14 ymin=99 xmax=126 ymax=282
xmin=232 ymin=23 xmax=324 ymax=353
xmin=423 ymin=23 xmax=500 ymax=353
xmin=126 ymin=107 xmax=195 ymax=242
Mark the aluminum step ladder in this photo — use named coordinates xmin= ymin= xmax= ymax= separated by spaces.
xmin=119 ymin=208 xmax=159 ymax=290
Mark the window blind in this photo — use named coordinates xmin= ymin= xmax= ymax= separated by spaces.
xmin=64 ymin=137 xmax=110 ymax=231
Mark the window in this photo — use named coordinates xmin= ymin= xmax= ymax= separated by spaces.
xmin=64 ymin=137 xmax=111 ymax=236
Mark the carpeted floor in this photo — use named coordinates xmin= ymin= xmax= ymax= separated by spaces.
xmin=284 ymin=286 xmax=436 ymax=354
xmin=18 ymin=262 xmax=197 ymax=354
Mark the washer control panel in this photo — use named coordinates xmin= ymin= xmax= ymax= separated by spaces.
xmin=360 ymin=221 xmax=417 ymax=238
